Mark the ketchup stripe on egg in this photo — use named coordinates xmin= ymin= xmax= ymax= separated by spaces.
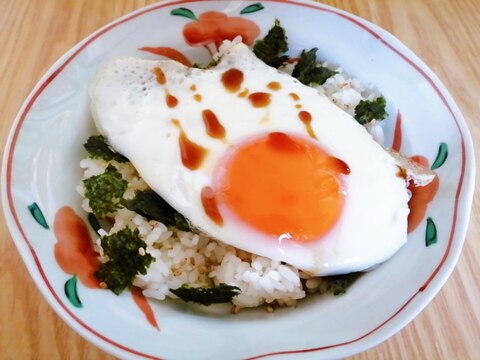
xmin=267 ymin=81 xmax=281 ymax=91
xmin=248 ymin=92 xmax=271 ymax=108
xmin=171 ymin=119 xmax=208 ymax=170
xmin=165 ymin=91 xmax=178 ymax=108
xmin=298 ymin=110 xmax=317 ymax=139
xmin=201 ymin=186 xmax=223 ymax=226
xmin=153 ymin=67 xmax=166 ymax=85
xmin=221 ymin=68 xmax=244 ymax=92
xmin=202 ymin=109 xmax=226 ymax=139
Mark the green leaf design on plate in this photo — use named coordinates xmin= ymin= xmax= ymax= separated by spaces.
xmin=87 ymin=213 xmax=101 ymax=234
xmin=64 ymin=276 xmax=82 ymax=308
xmin=240 ymin=3 xmax=264 ymax=14
xmin=431 ymin=142 xmax=448 ymax=170
xmin=27 ymin=202 xmax=49 ymax=229
xmin=425 ymin=217 xmax=438 ymax=247
xmin=170 ymin=8 xmax=197 ymax=20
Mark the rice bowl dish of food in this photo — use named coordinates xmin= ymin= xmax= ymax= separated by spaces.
xmin=2 ymin=1 xmax=474 ymax=359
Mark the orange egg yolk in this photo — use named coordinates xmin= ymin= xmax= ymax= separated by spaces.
xmin=215 ymin=132 xmax=349 ymax=242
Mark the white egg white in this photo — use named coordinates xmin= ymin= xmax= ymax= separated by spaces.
xmin=90 ymin=42 xmax=410 ymax=276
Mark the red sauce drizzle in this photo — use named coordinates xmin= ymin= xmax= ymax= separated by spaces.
xmin=298 ymin=110 xmax=316 ymax=139
xmin=248 ymin=92 xmax=271 ymax=108
xmin=53 ymin=207 xmax=100 ymax=288
xmin=289 ymin=92 xmax=300 ymax=101
xmin=221 ymin=68 xmax=244 ymax=92
xmin=193 ymin=93 xmax=202 ymax=102
xmin=298 ymin=112 xmax=311 ymax=122
xmin=166 ymin=92 xmax=178 ymax=108
xmin=202 ymin=109 xmax=225 ymax=139
xmin=267 ymin=81 xmax=281 ymax=91
xmin=153 ymin=67 xmax=166 ymax=85
xmin=172 ymin=119 xmax=208 ymax=170
xmin=201 ymin=186 xmax=223 ymax=226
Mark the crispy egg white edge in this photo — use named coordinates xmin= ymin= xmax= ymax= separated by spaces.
xmin=90 ymin=43 xmax=410 ymax=276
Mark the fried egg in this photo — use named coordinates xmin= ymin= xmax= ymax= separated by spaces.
xmin=90 ymin=42 xmax=409 ymax=275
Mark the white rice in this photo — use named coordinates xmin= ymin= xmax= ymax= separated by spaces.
xmin=80 ymin=44 xmax=385 ymax=310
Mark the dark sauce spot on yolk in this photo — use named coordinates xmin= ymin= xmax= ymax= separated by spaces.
xmin=153 ymin=67 xmax=166 ymax=85
xmin=221 ymin=68 xmax=244 ymax=93
xmin=201 ymin=186 xmax=223 ymax=226
xmin=171 ymin=119 xmax=208 ymax=170
xmin=267 ymin=81 xmax=281 ymax=91
xmin=266 ymin=132 xmax=304 ymax=154
xmin=329 ymin=156 xmax=351 ymax=175
xmin=202 ymin=109 xmax=225 ymax=139
xmin=248 ymin=92 xmax=271 ymax=108
xmin=298 ymin=111 xmax=316 ymax=139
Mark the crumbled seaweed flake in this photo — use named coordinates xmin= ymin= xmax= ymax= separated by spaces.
xmin=170 ymin=283 xmax=241 ymax=306
xmin=83 ymin=164 xmax=127 ymax=218
xmin=83 ymin=135 xmax=128 ymax=162
xmin=354 ymin=96 xmax=388 ymax=124
xmin=95 ymin=227 xmax=154 ymax=295
xmin=292 ymin=48 xmax=336 ymax=85
xmin=253 ymin=19 xmax=289 ymax=68
xmin=123 ymin=189 xmax=191 ymax=231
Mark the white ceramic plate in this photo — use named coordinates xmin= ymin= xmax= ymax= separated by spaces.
xmin=2 ymin=1 xmax=475 ymax=359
